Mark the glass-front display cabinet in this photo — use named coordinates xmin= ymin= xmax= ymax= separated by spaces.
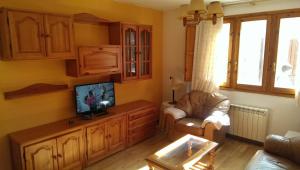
xmin=122 ymin=24 xmax=152 ymax=81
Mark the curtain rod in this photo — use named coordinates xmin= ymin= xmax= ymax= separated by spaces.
xmin=222 ymin=0 xmax=272 ymax=7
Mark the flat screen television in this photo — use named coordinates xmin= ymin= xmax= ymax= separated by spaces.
xmin=75 ymin=82 xmax=115 ymax=117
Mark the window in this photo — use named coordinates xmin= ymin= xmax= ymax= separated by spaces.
xmin=215 ymin=22 xmax=231 ymax=86
xmin=218 ymin=10 xmax=300 ymax=96
xmin=237 ymin=19 xmax=267 ymax=86
xmin=274 ymin=17 xmax=300 ymax=89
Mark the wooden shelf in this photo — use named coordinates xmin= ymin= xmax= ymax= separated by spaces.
xmin=74 ymin=13 xmax=113 ymax=25
xmin=4 ymin=83 xmax=69 ymax=100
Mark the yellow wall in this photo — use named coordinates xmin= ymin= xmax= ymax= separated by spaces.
xmin=0 ymin=0 xmax=163 ymax=169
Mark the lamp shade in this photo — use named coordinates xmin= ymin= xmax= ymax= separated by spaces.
xmin=188 ymin=0 xmax=207 ymax=15
xmin=207 ymin=1 xmax=224 ymax=18
xmin=178 ymin=4 xmax=190 ymax=19
xmin=170 ymin=77 xmax=184 ymax=90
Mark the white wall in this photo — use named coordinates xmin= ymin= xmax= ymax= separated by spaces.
xmin=163 ymin=0 xmax=300 ymax=136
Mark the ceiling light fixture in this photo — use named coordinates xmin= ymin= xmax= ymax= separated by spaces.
xmin=180 ymin=0 xmax=224 ymax=26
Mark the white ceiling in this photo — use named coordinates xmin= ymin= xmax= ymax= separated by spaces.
xmin=114 ymin=0 xmax=250 ymax=11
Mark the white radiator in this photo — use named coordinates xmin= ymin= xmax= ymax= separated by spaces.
xmin=228 ymin=104 xmax=269 ymax=142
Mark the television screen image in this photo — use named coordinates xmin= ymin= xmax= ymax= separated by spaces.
xmin=75 ymin=82 xmax=115 ymax=115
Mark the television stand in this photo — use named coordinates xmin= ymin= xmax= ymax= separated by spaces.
xmin=9 ymin=100 xmax=158 ymax=170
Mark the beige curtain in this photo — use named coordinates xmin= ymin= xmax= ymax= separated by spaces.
xmin=295 ymin=47 xmax=300 ymax=106
xmin=191 ymin=18 xmax=223 ymax=93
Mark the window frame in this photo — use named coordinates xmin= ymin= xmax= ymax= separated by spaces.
xmin=268 ymin=12 xmax=300 ymax=95
xmin=220 ymin=18 xmax=234 ymax=88
xmin=221 ymin=8 xmax=300 ymax=97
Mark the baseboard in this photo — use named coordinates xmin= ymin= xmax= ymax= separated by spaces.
xmin=226 ymin=133 xmax=264 ymax=146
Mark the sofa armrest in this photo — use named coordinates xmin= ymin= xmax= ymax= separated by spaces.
xmin=264 ymin=135 xmax=292 ymax=160
xmin=164 ymin=107 xmax=186 ymax=120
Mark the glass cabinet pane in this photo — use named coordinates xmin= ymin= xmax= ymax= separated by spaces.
xmin=124 ymin=27 xmax=137 ymax=79
xmin=130 ymin=30 xmax=136 ymax=45
xmin=131 ymin=63 xmax=136 ymax=76
xmin=140 ymin=29 xmax=151 ymax=77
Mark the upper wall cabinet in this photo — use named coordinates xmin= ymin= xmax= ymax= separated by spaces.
xmin=0 ymin=9 xmax=75 ymax=60
xmin=109 ymin=23 xmax=152 ymax=81
xmin=78 ymin=46 xmax=121 ymax=76
xmin=44 ymin=15 xmax=74 ymax=59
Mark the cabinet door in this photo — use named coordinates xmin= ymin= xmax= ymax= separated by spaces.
xmin=185 ymin=25 xmax=196 ymax=81
xmin=122 ymin=25 xmax=138 ymax=80
xmin=24 ymin=139 xmax=58 ymax=170
xmin=139 ymin=26 xmax=152 ymax=79
xmin=107 ymin=115 xmax=127 ymax=152
xmin=44 ymin=15 xmax=75 ymax=59
xmin=79 ymin=46 xmax=121 ymax=75
xmin=56 ymin=130 xmax=84 ymax=170
xmin=86 ymin=123 xmax=108 ymax=164
xmin=8 ymin=10 xmax=46 ymax=59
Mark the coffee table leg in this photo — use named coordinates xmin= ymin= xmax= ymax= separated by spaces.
xmin=148 ymin=162 xmax=154 ymax=170
xmin=208 ymin=149 xmax=216 ymax=170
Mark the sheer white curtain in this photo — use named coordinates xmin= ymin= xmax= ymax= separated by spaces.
xmin=295 ymin=54 xmax=300 ymax=106
xmin=191 ymin=18 xmax=223 ymax=93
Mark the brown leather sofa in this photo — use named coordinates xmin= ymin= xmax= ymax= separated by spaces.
xmin=164 ymin=90 xmax=230 ymax=144
xmin=246 ymin=135 xmax=300 ymax=170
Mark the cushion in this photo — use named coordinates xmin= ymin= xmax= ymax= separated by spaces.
xmin=176 ymin=94 xmax=193 ymax=117
xmin=177 ymin=118 xmax=203 ymax=128
xmin=175 ymin=118 xmax=204 ymax=136
xmin=189 ymin=91 xmax=209 ymax=119
xmin=245 ymin=150 xmax=300 ymax=170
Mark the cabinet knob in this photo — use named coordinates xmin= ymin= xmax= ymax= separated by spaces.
xmin=58 ymin=154 xmax=62 ymax=158
xmin=52 ymin=155 xmax=57 ymax=159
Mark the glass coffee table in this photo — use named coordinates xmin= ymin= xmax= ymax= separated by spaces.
xmin=146 ymin=134 xmax=218 ymax=170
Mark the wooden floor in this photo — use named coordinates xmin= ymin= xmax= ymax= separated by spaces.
xmin=86 ymin=133 xmax=261 ymax=170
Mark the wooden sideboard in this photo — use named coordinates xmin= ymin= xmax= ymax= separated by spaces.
xmin=9 ymin=100 xmax=158 ymax=170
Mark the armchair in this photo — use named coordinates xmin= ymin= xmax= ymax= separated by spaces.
xmin=164 ymin=90 xmax=230 ymax=144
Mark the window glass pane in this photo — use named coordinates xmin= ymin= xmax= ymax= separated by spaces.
xmin=237 ymin=20 xmax=267 ymax=86
xmin=215 ymin=23 xmax=230 ymax=85
xmin=274 ymin=17 xmax=300 ymax=89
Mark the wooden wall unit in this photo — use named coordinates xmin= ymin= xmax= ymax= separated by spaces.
xmin=0 ymin=8 xmax=75 ymax=60
xmin=9 ymin=100 xmax=157 ymax=170
xmin=185 ymin=25 xmax=196 ymax=81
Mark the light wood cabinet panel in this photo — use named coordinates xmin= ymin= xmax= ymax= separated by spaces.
xmin=185 ymin=25 xmax=196 ymax=81
xmin=86 ymin=123 xmax=108 ymax=164
xmin=8 ymin=10 xmax=46 ymax=59
xmin=78 ymin=46 xmax=121 ymax=75
xmin=56 ymin=130 xmax=84 ymax=170
xmin=107 ymin=116 xmax=127 ymax=152
xmin=24 ymin=139 xmax=58 ymax=170
xmin=44 ymin=15 xmax=75 ymax=59
xmin=128 ymin=107 xmax=157 ymax=146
